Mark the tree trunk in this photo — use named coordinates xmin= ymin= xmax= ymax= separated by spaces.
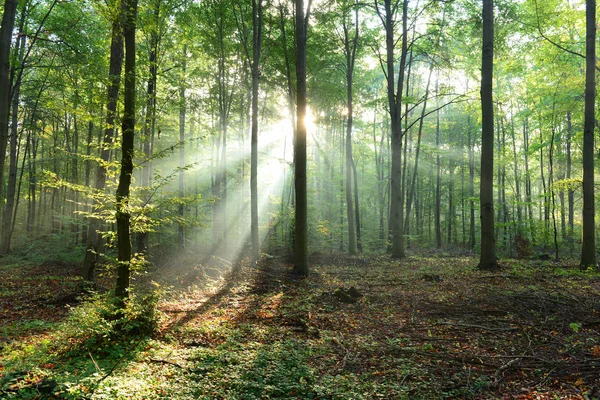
xmin=435 ymin=76 xmax=442 ymax=249
xmin=478 ymin=0 xmax=498 ymax=270
xmin=293 ymin=0 xmax=308 ymax=275
xmin=178 ymin=45 xmax=186 ymax=248
xmin=468 ymin=115 xmax=476 ymax=249
xmin=0 ymin=0 xmax=18 ymax=204
xmin=566 ymin=111 xmax=574 ymax=236
xmin=137 ymin=0 xmax=160 ymax=254
xmin=581 ymin=0 xmax=596 ymax=268
xmin=405 ymin=65 xmax=433 ymax=236
xmin=379 ymin=0 xmax=408 ymax=258
xmin=343 ymin=7 xmax=359 ymax=255
xmin=115 ymin=0 xmax=137 ymax=301
xmin=82 ymin=2 xmax=124 ymax=282
xmin=250 ymin=0 xmax=263 ymax=262
xmin=0 ymin=17 xmax=25 ymax=255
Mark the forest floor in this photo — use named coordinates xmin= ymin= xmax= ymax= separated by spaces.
xmin=1 ymin=253 xmax=600 ymax=399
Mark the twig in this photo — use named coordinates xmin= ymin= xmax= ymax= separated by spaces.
xmin=493 ymin=357 xmax=521 ymax=386
xmin=148 ymin=358 xmax=185 ymax=369
xmin=436 ymin=321 xmax=518 ymax=332
xmin=88 ymin=351 xmax=101 ymax=375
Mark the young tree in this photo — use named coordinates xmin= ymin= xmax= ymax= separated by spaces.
xmin=341 ymin=1 xmax=359 ymax=255
xmin=580 ymin=0 xmax=595 ymax=269
xmin=115 ymin=0 xmax=138 ymax=301
xmin=478 ymin=0 xmax=498 ymax=270
xmin=233 ymin=0 xmax=264 ymax=262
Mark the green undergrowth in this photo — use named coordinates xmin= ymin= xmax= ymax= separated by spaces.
xmin=0 ymin=289 xmax=163 ymax=399
xmin=2 ymin=255 xmax=599 ymax=399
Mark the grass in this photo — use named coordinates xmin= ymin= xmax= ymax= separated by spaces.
xmin=1 ymin=254 xmax=600 ymax=398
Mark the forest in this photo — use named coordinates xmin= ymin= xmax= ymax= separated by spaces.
xmin=1 ymin=0 xmax=600 ymax=398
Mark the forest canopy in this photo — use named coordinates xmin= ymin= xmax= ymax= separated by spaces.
xmin=0 ymin=0 xmax=593 ymax=272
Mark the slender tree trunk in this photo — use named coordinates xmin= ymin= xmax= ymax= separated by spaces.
xmin=550 ymin=121 xmax=559 ymax=261
xmin=468 ymin=115 xmax=476 ymax=249
xmin=581 ymin=0 xmax=596 ymax=269
xmin=343 ymin=7 xmax=359 ymax=255
xmin=405 ymin=65 xmax=433 ymax=235
xmin=435 ymin=77 xmax=442 ymax=248
xmin=447 ymin=161 xmax=454 ymax=245
xmin=352 ymin=159 xmax=362 ymax=252
xmin=82 ymin=3 xmax=124 ymax=282
xmin=250 ymin=0 xmax=263 ymax=262
xmin=115 ymin=0 xmax=137 ymax=301
xmin=479 ymin=0 xmax=498 ymax=270
xmin=566 ymin=111 xmax=574 ymax=236
xmin=137 ymin=1 xmax=160 ymax=254
xmin=523 ymin=118 xmax=534 ymax=243
xmin=178 ymin=45 xmax=186 ymax=248
xmin=510 ymin=108 xmax=522 ymax=234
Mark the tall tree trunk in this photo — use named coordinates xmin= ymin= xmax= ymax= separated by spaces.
xmin=343 ymin=6 xmax=359 ymax=255
xmin=510 ymin=107 xmax=522 ymax=235
xmin=115 ymin=0 xmax=137 ymax=301
xmin=0 ymin=14 xmax=24 ymax=255
xmin=405 ymin=65 xmax=434 ymax=235
xmin=352 ymin=159 xmax=362 ymax=252
xmin=549 ymin=120 xmax=559 ymax=261
xmin=82 ymin=2 xmax=124 ymax=282
xmin=250 ymin=0 xmax=263 ymax=262
xmin=435 ymin=76 xmax=442 ymax=248
xmin=293 ymin=0 xmax=309 ymax=275
xmin=0 ymin=0 xmax=18 ymax=204
xmin=478 ymin=0 xmax=498 ymax=270
xmin=378 ymin=0 xmax=408 ymax=258
xmin=178 ymin=45 xmax=186 ymax=248
xmin=581 ymin=0 xmax=596 ymax=269
xmin=468 ymin=115 xmax=476 ymax=249
xmin=137 ymin=0 xmax=160 ymax=254
xmin=523 ymin=118 xmax=534 ymax=243
xmin=566 ymin=111 xmax=574 ymax=236
xmin=447 ymin=161 xmax=454 ymax=245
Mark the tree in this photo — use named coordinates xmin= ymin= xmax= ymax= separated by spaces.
xmin=82 ymin=0 xmax=124 ymax=282
xmin=478 ymin=0 xmax=498 ymax=270
xmin=580 ymin=0 xmax=595 ymax=269
xmin=115 ymin=0 xmax=138 ymax=301
xmin=294 ymin=0 xmax=309 ymax=275
xmin=233 ymin=0 xmax=264 ymax=262
xmin=375 ymin=0 xmax=409 ymax=258
xmin=0 ymin=0 xmax=18 ymax=205
xmin=342 ymin=0 xmax=359 ymax=255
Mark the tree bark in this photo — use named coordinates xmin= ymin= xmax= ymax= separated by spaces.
xmin=82 ymin=2 xmax=124 ymax=282
xmin=378 ymin=0 xmax=408 ymax=258
xmin=250 ymin=0 xmax=263 ymax=262
xmin=581 ymin=0 xmax=596 ymax=269
xmin=478 ymin=0 xmax=498 ymax=270
xmin=178 ymin=44 xmax=186 ymax=248
xmin=115 ymin=0 xmax=137 ymax=301
xmin=343 ymin=6 xmax=359 ymax=255
xmin=293 ymin=0 xmax=309 ymax=275
xmin=0 ymin=13 xmax=25 ymax=255
xmin=0 ymin=0 xmax=18 ymax=204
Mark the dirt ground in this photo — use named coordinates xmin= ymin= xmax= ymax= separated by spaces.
xmin=1 ymin=254 xmax=600 ymax=399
